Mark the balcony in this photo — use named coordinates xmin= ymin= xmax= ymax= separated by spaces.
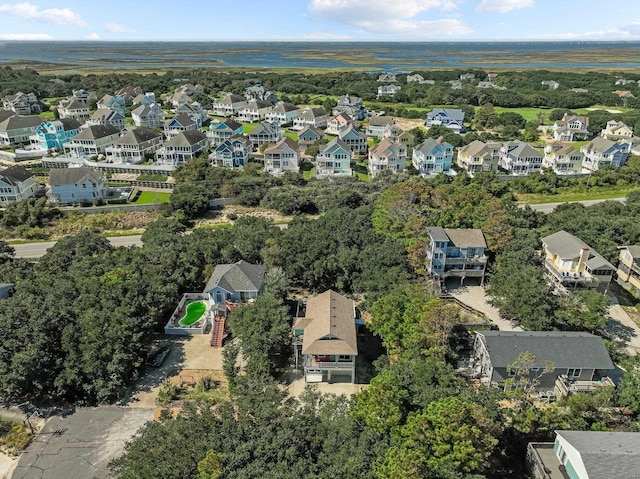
xmin=554 ymin=374 xmax=615 ymax=398
xmin=526 ymin=443 xmax=567 ymax=479
xmin=544 ymin=259 xmax=594 ymax=286
xmin=304 ymin=356 xmax=355 ymax=370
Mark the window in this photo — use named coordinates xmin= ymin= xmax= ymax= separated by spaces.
xmin=567 ymin=368 xmax=581 ymax=378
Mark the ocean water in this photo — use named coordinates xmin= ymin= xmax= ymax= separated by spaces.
xmin=0 ymin=41 xmax=638 ymax=70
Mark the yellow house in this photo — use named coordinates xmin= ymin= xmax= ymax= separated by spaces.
xmin=541 ymin=231 xmax=615 ymax=293
xmin=617 ymin=246 xmax=640 ymax=293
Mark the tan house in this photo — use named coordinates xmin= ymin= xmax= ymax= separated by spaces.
xmin=542 ymin=142 xmax=584 ymax=175
xmin=541 ymin=230 xmax=615 ymax=293
xmin=601 ymin=120 xmax=634 ymax=140
xmin=457 ymin=140 xmax=501 ymax=175
xmin=617 ymin=245 xmax=640 ymax=294
xmin=293 ymin=290 xmax=358 ymax=384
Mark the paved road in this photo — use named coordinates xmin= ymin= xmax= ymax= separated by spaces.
xmin=523 ymin=197 xmax=626 ymax=214
xmin=11 ymin=235 xmax=143 ymax=259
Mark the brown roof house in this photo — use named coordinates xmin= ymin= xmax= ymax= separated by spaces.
xmin=293 ymin=290 xmax=358 ymax=384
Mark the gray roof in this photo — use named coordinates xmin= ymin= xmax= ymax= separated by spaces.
xmin=622 ymin=245 xmax=640 ymax=259
xmin=49 ymin=167 xmax=103 ymax=185
xmin=91 ymin=108 xmax=124 ymax=121
xmin=0 ymin=115 xmax=42 ymax=131
xmin=63 ymin=98 xmax=87 ymax=110
xmin=555 ymin=430 xmax=640 ymax=479
xmin=116 ymin=128 xmax=163 ymax=145
xmin=0 ymin=165 xmax=35 ymax=185
xmin=58 ymin=118 xmax=82 ymax=130
xmin=427 ymin=108 xmax=465 ymax=122
xmin=0 ymin=110 xmax=16 ymax=122
xmin=203 ymin=260 xmax=266 ymax=294
xmin=74 ymin=124 xmax=120 ymax=140
xmin=368 ymin=115 xmax=395 ymax=127
xmin=427 ymin=227 xmax=486 ymax=248
xmin=478 ymin=331 xmax=614 ymax=370
xmin=271 ymin=102 xmax=299 ymax=113
xmin=542 ymin=230 xmax=614 ymax=270
xmin=167 ymin=113 xmax=197 ymax=128
xmin=264 ymin=137 xmax=298 ymax=154
xmin=165 ymin=130 xmax=207 ymax=147
xmin=583 ymin=136 xmax=616 ymax=153
xmin=299 ymin=107 xmax=327 ymax=119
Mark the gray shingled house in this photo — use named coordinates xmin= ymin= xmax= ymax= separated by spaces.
xmin=473 ymin=331 xmax=615 ymax=394
xmin=528 ymin=430 xmax=640 ymax=479
xmin=203 ymin=260 xmax=266 ymax=305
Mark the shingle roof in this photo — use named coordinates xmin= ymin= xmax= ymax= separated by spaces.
xmin=427 ymin=226 xmax=450 ymax=243
xmin=320 ymin=138 xmax=352 ymax=155
xmin=478 ymin=331 xmax=614 ymax=370
xmin=49 ymin=167 xmax=103 ymax=185
xmin=459 ymin=140 xmax=490 ymax=157
xmin=555 ymin=430 xmax=640 ymax=479
xmin=63 ymin=98 xmax=87 ymax=110
xmin=57 ymin=118 xmax=82 ymax=130
xmin=271 ymin=102 xmax=299 ymax=113
xmin=368 ymin=115 xmax=395 ymax=127
xmin=0 ymin=115 xmax=42 ymax=131
xmin=583 ymin=136 xmax=616 ymax=153
xmin=264 ymin=137 xmax=298 ymax=154
xmin=91 ymin=108 xmax=124 ymax=121
xmin=0 ymin=110 xmax=16 ymax=122
xmin=0 ymin=165 xmax=35 ymax=185
xmin=203 ymin=260 xmax=266 ymax=294
xmin=299 ymin=290 xmax=358 ymax=356
xmin=444 ymin=228 xmax=487 ymax=248
xmin=116 ymin=128 xmax=163 ymax=145
xmin=73 ymin=124 xmax=120 ymax=140
xmin=541 ymin=230 xmax=614 ymax=270
xmin=167 ymin=113 xmax=197 ymax=128
xmin=165 ymin=130 xmax=207 ymax=147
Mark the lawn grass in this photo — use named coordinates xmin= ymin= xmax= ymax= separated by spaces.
xmin=490 ymin=107 xmax=550 ymax=122
xmin=132 ymin=191 xmax=171 ymax=204
xmin=241 ymin=122 xmax=260 ymax=134
xmin=516 ymin=187 xmax=637 ymax=204
xmin=354 ymin=161 xmax=370 ymax=182
xmin=284 ymin=131 xmax=299 ymax=141
xmin=302 ymin=165 xmax=316 ymax=180
xmin=39 ymin=111 xmax=55 ymax=120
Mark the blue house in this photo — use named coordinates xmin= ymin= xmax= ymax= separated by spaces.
xmin=426 ymin=227 xmax=488 ymax=286
xmin=210 ymin=134 xmax=253 ymax=168
xmin=97 ymin=94 xmax=127 ymax=117
xmin=32 ymin=119 xmax=81 ymax=151
xmin=412 ymin=138 xmax=453 ymax=177
xmin=207 ymin=119 xmax=244 ymax=146
xmin=203 ymin=260 xmax=266 ymax=304
xmin=425 ymin=108 xmax=465 ymax=133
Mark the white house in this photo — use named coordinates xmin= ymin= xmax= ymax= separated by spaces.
xmin=316 ymin=138 xmax=353 ymax=178
xmin=580 ymin=137 xmax=630 ymax=172
xmin=212 ymin=93 xmax=248 ymax=117
xmin=87 ymin=109 xmax=126 ymax=131
xmin=132 ymin=104 xmax=165 ymax=129
xmin=263 ymin=137 xmax=300 ymax=176
xmin=0 ymin=166 xmax=40 ymax=206
xmin=499 ymin=140 xmax=543 ymax=175
xmin=63 ymin=124 xmax=121 ymax=157
xmin=368 ymin=138 xmax=407 ymax=177
xmin=160 ymin=130 xmax=208 ymax=165
xmin=210 ymin=134 xmax=253 ymax=169
xmin=105 ymin=128 xmax=164 ymax=164
xmin=57 ymin=97 xmax=90 ymax=121
xmin=265 ymin=102 xmax=300 ymax=126
xmin=237 ymin=99 xmax=274 ymax=123
xmin=48 ymin=167 xmax=106 ymax=205
xmin=293 ymin=107 xmax=328 ymax=130
xmin=543 ymin=142 xmax=584 ymax=175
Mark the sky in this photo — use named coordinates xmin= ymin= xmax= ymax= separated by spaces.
xmin=0 ymin=0 xmax=639 ymax=42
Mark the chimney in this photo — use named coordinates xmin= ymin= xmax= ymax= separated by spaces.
xmin=578 ymin=247 xmax=590 ymax=273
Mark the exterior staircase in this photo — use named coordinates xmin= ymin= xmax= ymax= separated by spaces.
xmin=210 ymin=315 xmax=226 ymax=348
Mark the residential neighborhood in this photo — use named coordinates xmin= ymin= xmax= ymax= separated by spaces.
xmin=3 ymin=61 xmax=640 ymax=479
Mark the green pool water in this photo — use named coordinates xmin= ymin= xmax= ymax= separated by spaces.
xmin=179 ymin=301 xmax=207 ymax=326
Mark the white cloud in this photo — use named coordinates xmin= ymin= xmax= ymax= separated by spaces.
xmin=303 ymin=32 xmax=352 ymax=40
xmin=0 ymin=33 xmax=53 ymax=40
xmin=532 ymin=23 xmax=640 ymax=40
xmin=85 ymin=32 xmax=101 ymax=40
xmin=105 ymin=22 xmax=134 ymax=34
xmin=0 ymin=2 xmax=88 ymax=28
xmin=476 ymin=0 xmax=534 ymax=14
xmin=308 ymin=0 xmax=470 ymax=37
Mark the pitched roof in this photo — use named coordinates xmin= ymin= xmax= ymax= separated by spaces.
xmin=0 ymin=115 xmax=42 ymax=131
xmin=541 ymin=230 xmax=614 ymax=270
xmin=165 ymin=130 xmax=207 ymax=147
xmin=555 ymin=430 xmax=640 ymax=479
xmin=370 ymin=138 xmax=402 ymax=157
xmin=73 ymin=124 xmax=120 ymax=140
xmin=583 ymin=136 xmax=617 ymax=153
xmin=299 ymin=125 xmax=324 ymax=139
xmin=299 ymin=290 xmax=358 ymax=356
xmin=55 ymin=118 xmax=82 ymax=131
xmin=62 ymin=98 xmax=87 ymax=110
xmin=49 ymin=167 xmax=103 ymax=185
xmin=508 ymin=141 xmax=543 ymax=159
xmin=445 ymin=228 xmax=486 ymax=248
xmin=91 ymin=108 xmax=124 ymax=121
xmin=478 ymin=331 xmax=614 ymax=370
xmin=116 ymin=128 xmax=163 ymax=145
xmin=299 ymin=107 xmax=327 ymax=119
xmin=368 ymin=115 xmax=395 ymax=127
xmin=220 ymin=93 xmax=246 ymax=104
xmin=0 ymin=110 xmax=16 ymax=122
xmin=250 ymin=122 xmax=279 ymax=136
xmin=459 ymin=140 xmax=490 ymax=157
xmin=320 ymin=138 xmax=352 ymax=156
xmin=271 ymin=102 xmax=299 ymax=113
xmin=427 ymin=108 xmax=465 ymax=122
xmin=0 ymin=165 xmax=35 ymax=185
xmin=621 ymin=245 xmax=640 ymax=259
xmin=203 ymin=260 xmax=266 ymax=294
xmin=264 ymin=137 xmax=298 ymax=154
